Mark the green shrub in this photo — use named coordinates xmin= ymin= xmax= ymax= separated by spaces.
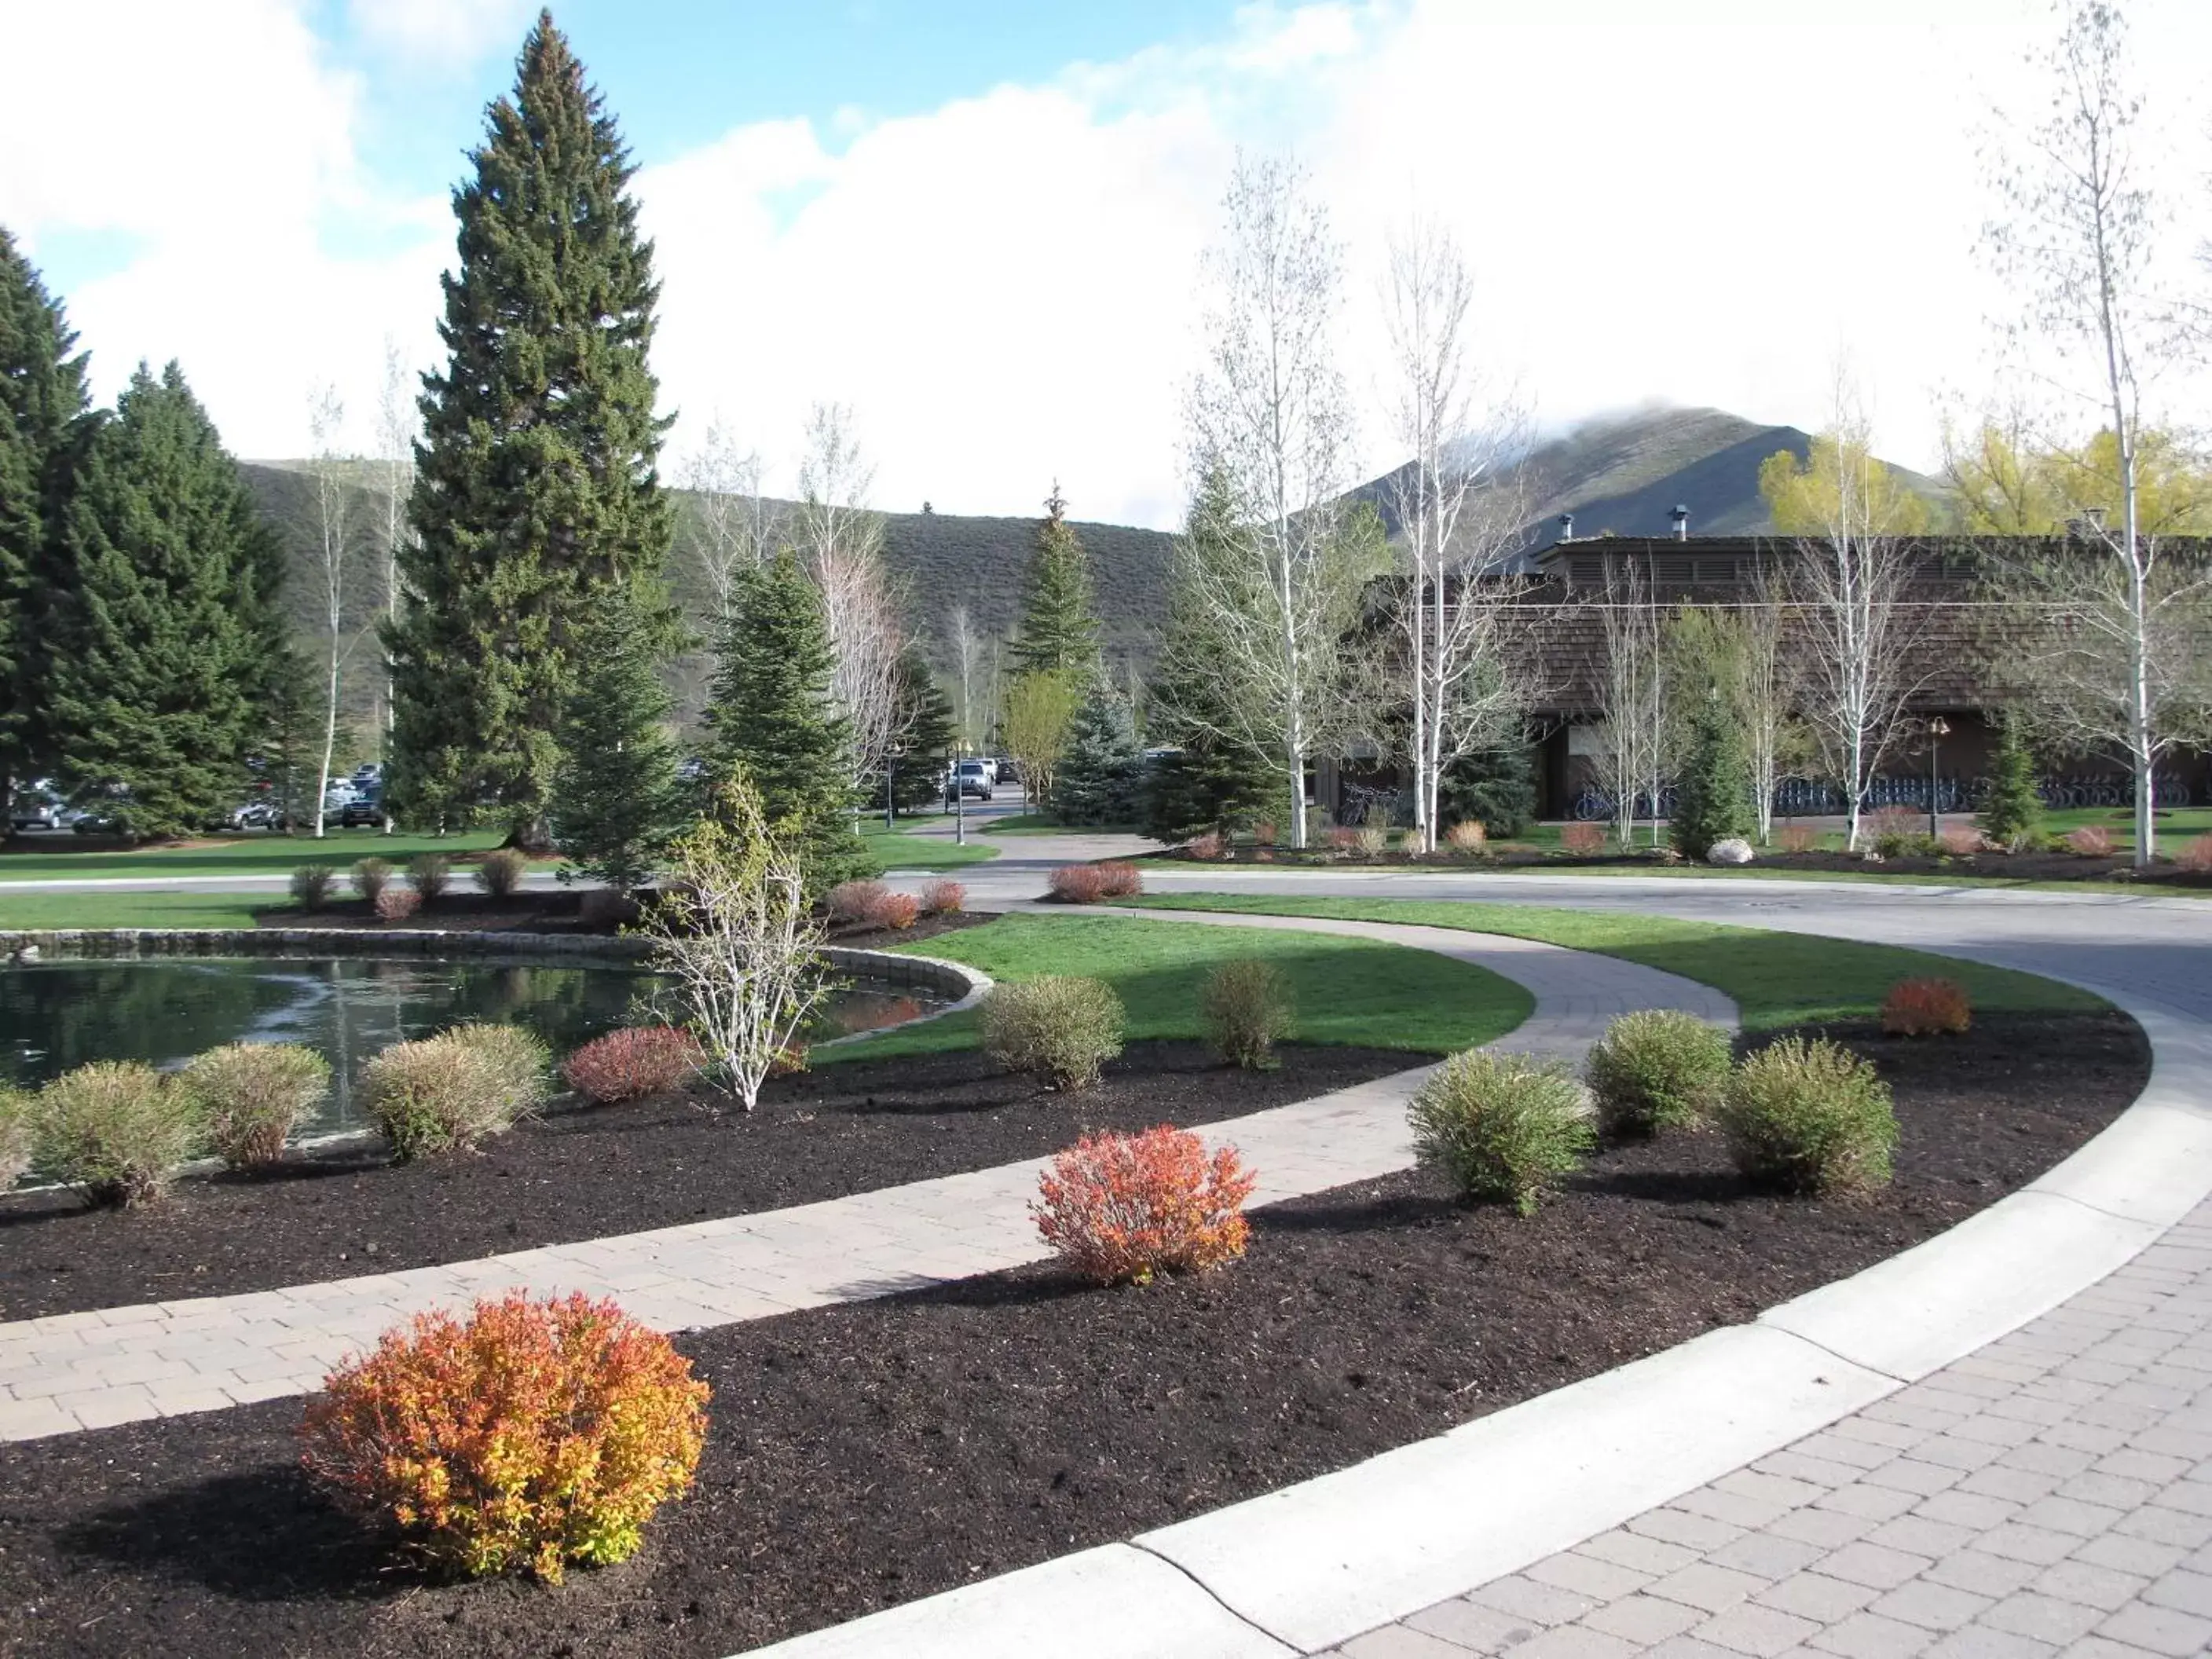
xmin=1409 ymin=1049 xmax=1593 ymax=1214
xmin=290 ymin=864 xmax=336 ymax=910
xmin=352 ymin=858 xmax=393 ymax=903
xmin=408 ymin=852 xmax=452 ymax=901
xmin=360 ymin=1035 xmax=522 ymax=1160
xmin=1199 ymin=958 xmax=1295 ymax=1070
xmin=441 ymin=1023 xmax=554 ymax=1119
xmin=35 ymin=1061 xmax=202 ymax=1207
xmin=980 ymin=976 xmax=1125 ymax=1090
xmin=1584 ymin=1009 xmax=1733 ymax=1138
xmin=181 ymin=1042 xmax=331 ymax=1170
xmin=0 ymin=1086 xmax=32 ymax=1188
xmin=476 ymin=848 xmax=529 ymax=898
xmin=1716 ymin=1036 xmax=1897 ymax=1196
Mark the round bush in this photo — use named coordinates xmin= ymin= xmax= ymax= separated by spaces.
xmin=299 ymin=1290 xmax=709 ymax=1583
xmin=441 ymin=1023 xmax=553 ymax=1117
xmin=1199 ymin=958 xmax=1295 ymax=1070
xmin=375 ymin=884 xmax=422 ymax=922
xmin=1716 ymin=1035 xmax=1897 ymax=1196
xmin=361 ymin=1035 xmax=522 ymax=1160
xmin=981 ymin=976 xmax=1125 ymax=1090
xmin=1584 ymin=1009 xmax=1733 ymax=1138
xmin=352 ymin=857 xmax=393 ymax=903
xmin=290 ymin=863 xmax=336 ymax=910
xmin=0 ymin=1086 xmax=32 ymax=1189
xmin=1881 ymin=978 xmax=1972 ymax=1038
xmin=35 ymin=1061 xmax=202 ymax=1207
xmin=408 ymin=852 xmax=452 ymax=901
xmin=1408 ymin=1049 xmax=1593 ymax=1215
xmin=475 ymin=848 xmax=529 ymax=898
xmin=563 ymin=1026 xmax=705 ymax=1104
xmin=181 ymin=1042 xmax=331 ymax=1170
xmin=921 ymin=878 xmax=966 ymax=915
xmin=1031 ymin=1126 xmax=1258 ymax=1286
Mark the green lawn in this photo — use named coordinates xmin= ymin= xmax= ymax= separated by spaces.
xmin=1115 ymin=893 xmax=2106 ymax=1031
xmin=859 ymin=820 xmax=998 ymax=871
xmin=0 ymin=890 xmax=266 ymax=929
xmin=820 ymin=910 xmax=1533 ymax=1063
xmin=971 ymin=813 xmax=1138 ymax=837
xmin=0 ymin=829 xmax=507 ymax=882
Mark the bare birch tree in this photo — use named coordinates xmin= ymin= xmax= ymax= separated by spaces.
xmin=1379 ymin=215 xmax=1546 ymax=850
xmin=1181 ymin=153 xmax=1368 ymax=848
xmin=793 ymin=403 xmax=906 ymax=793
xmin=1590 ymin=556 xmax=1668 ymax=850
xmin=373 ymin=340 xmax=419 ymax=819
xmin=679 ymin=414 xmax=778 ymax=621
xmin=303 ymin=385 xmax=361 ymax=840
xmin=1983 ymin=0 xmax=2198 ymax=864
xmin=947 ymin=602 xmax=997 ymax=752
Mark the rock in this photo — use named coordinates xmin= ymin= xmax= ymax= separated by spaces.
xmin=1706 ymin=837 xmax=1755 ymax=866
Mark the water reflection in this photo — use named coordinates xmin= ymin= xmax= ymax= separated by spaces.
xmin=0 ymin=956 xmax=933 ymax=1137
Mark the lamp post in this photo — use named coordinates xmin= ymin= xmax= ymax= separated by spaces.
xmin=1926 ymin=716 xmax=1951 ymax=839
xmin=950 ymin=745 xmax=965 ymax=846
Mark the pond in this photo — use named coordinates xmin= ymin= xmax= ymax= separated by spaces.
xmin=0 ymin=955 xmax=938 ymax=1137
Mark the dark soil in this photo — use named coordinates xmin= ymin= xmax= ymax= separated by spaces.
xmin=0 ymin=1042 xmax=1412 ymax=1322
xmin=254 ymin=889 xmax=993 ymax=948
xmin=0 ymin=1012 xmax=2149 ymax=1659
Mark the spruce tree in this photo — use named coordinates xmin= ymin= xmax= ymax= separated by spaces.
xmin=705 ymin=549 xmax=874 ymax=888
xmin=387 ymin=12 xmax=675 ymax=843
xmin=551 ymin=588 xmax=687 ymax=892
xmin=1669 ymin=696 xmax=1753 ymax=859
xmin=1439 ymin=741 xmax=1536 ymax=840
xmin=45 ymin=363 xmax=287 ymax=839
xmin=1055 ymin=672 xmax=1144 ymax=826
xmin=885 ymin=641 xmax=954 ymax=815
xmin=1009 ymin=484 xmax=1100 ymax=676
xmin=1977 ymin=716 xmax=2043 ymax=847
xmin=1143 ymin=465 xmax=1272 ymax=843
xmin=0 ymin=229 xmax=93 ymax=805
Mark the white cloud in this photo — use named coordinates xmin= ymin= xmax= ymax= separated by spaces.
xmin=7 ymin=0 xmax=2212 ymax=529
xmin=346 ymin=0 xmax=535 ymax=65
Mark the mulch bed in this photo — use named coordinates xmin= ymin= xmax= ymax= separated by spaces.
xmin=0 ymin=1042 xmax=1412 ymax=1322
xmin=253 ymin=890 xmax=991 ymax=947
xmin=0 ymin=1010 xmax=2149 ymax=1658
xmin=1159 ymin=844 xmax=2212 ymax=887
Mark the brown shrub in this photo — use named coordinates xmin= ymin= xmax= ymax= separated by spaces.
xmin=2067 ymin=825 xmax=2115 ymax=858
xmin=375 ymin=885 xmax=422 ymax=923
xmin=921 ymin=878 xmax=966 ymax=914
xmin=1775 ymin=823 xmax=1818 ymax=854
xmin=1559 ymin=822 xmax=1606 ymax=855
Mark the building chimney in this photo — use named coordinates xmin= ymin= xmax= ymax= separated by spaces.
xmin=1670 ymin=504 xmax=1690 ymax=541
xmin=1557 ymin=512 xmax=1574 ymax=541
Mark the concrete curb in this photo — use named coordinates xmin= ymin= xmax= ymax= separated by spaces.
xmin=738 ymin=915 xmax=2203 ymax=1659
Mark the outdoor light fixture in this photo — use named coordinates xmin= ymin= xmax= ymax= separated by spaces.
xmin=1927 ymin=716 xmax=1952 ymax=838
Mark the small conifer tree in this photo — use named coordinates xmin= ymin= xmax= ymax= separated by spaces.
xmin=1055 ymin=674 xmax=1144 ymax=826
xmin=885 ymin=641 xmax=954 ymax=815
xmin=1438 ymin=740 xmax=1537 ymax=840
xmin=1669 ymin=697 xmax=1753 ymax=859
xmin=551 ymin=591 xmax=688 ymax=892
xmin=1976 ymin=716 xmax=2042 ymax=847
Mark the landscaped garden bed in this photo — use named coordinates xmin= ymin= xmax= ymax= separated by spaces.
xmin=0 ymin=1041 xmax=1413 ymax=1322
xmin=0 ymin=1009 xmax=2149 ymax=1658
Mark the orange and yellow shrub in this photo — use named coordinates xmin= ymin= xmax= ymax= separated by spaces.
xmin=2066 ymin=825 xmax=2115 ymax=858
xmin=562 ymin=1026 xmax=705 ymax=1104
xmin=1184 ymin=830 xmax=1225 ymax=861
xmin=1938 ymin=826 xmax=1985 ymax=856
xmin=1032 ymin=1126 xmax=1258 ymax=1285
xmin=2176 ymin=834 xmax=2212 ymax=875
xmin=1776 ymin=823 xmax=1818 ymax=854
xmin=1559 ymin=822 xmax=1606 ymax=855
xmin=921 ymin=878 xmax=967 ymax=914
xmin=1881 ymin=977 xmax=1972 ymax=1037
xmin=299 ymin=1291 xmax=709 ymax=1583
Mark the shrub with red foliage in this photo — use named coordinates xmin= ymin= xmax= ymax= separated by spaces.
xmin=1031 ymin=1126 xmax=1258 ymax=1286
xmin=876 ymin=891 xmax=920 ymax=929
xmin=826 ymin=880 xmax=889 ymax=924
xmin=298 ymin=1291 xmax=709 ymax=1583
xmin=1326 ymin=824 xmax=1361 ymax=852
xmin=2175 ymin=834 xmax=2212 ymax=874
xmin=1095 ymin=860 xmax=1143 ymax=897
xmin=921 ymin=878 xmax=966 ymax=914
xmin=1049 ymin=864 xmax=1109 ymax=903
xmin=2066 ymin=825 xmax=2115 ymax=858
xmin=1881 ymin=977 xmax=1972 ymax=1037
xmin=1559 ymin=822 xmax=1606 ymax=855
xmin=375 ymin=886 xmax=422 ymax=923
xmin=1776 ymin=823 xmax=1818 ymax=854
xmin=1185 ymin=830 xmax=1225 ymax=861
xmin=1252 ymin=820 xmax=1277 ymax=847
xmin=562 ymin=1026 xmax=705 ymax=1104
xmin=1938 ymin=825 xmax=1985 ymax=856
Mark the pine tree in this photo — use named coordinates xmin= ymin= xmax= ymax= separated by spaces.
xmin=1142 ymin=465 xmax=1272 ymax=843
xmin=0 ymin=229 xmax=93 ymax=806
xmin=1669 ymin=696 xmax=1753 ymax=859
xmin=885 ymin=640 xmax=954 ymax=815
xmin=45 ymin=363 xmax=288 ymax=839
xmin=1439 ymin=740 xmax=1536 ymax=840
xmin=1055 ymin=672 xmax=1144 ymax=826
xmin=551 ymin=588 xmax=687 ymax=892
xmin=387 ymin=12 xmax=676 ymax=844
xmin=705 ymin=549 xmax=874 ymax=888
xmin=1977 ymin=716 xmax=2042 ymax=847
xmin=1009 ymin=484 xmax=1099 ymax=676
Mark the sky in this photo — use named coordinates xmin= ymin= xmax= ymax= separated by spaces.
xmin=4 ymin=0 xmax=2210 ymax=529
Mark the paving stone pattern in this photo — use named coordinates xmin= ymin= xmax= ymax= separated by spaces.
xmin=1321 ymin=1198 xmax=2212 ymax=1659
xmin=0 ymin=916 xmax=1729 ymax=1443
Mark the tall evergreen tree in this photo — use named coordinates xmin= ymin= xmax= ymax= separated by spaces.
xmin=1143 ymin=465 xmax=1272 ymax=843
xmin=1055 ymin=672 xmax=1144 ymax=826
xmin=551 ymin=588 xmax=687 ymax=892
xmin=45 ymin=363 xmax=288 ymax=839
xmin=705 ymin=549 xmax=874 ymax=888
xmin=885 ymin=640 xmax=954 ymax=815
xmin=387 ymin=11 xmax=675 ymax=843
xmin=0 ymin=229 xmax=93 ymax=807
xmin=1009 ymin=484 xmax=1100 ymax=676
xmin=1670 ymin=697 xmax=1753 ymax=859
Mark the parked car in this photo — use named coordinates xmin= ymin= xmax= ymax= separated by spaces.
xmin=9 ymin=793 xmax=63 ymax=831
xmin=947 ymin=760 xmax=995 ymax=802
xmin=339 ymin=789 xmax=386 ymax=828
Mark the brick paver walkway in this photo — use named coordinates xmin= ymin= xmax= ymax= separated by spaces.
xmin=0 ymin=916 xmax=1730 ymax=1442
xmin=1324 ymin=1196 xmax=2212 ymax=1659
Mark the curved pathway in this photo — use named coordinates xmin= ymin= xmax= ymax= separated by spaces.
xmin=0 ymin=917 xmax=1722 ymax=1442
